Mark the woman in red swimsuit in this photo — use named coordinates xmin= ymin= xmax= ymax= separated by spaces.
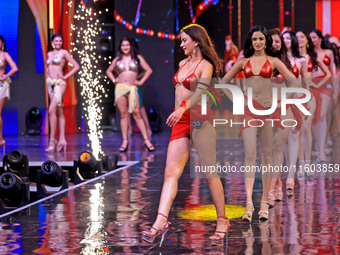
xmin=309 ymin=29 xmax=337 ymax=162
xmin=268 ymin=29 xmax=302 ymax=206
xmin=221 ymin=26 xmax=300 ymax=222
xmin=296 ymin=31 xmax=331 ymax=171
xmin=282 ymin=31 xmax=310 ymax=193
xmin=142 ymin=24 xmax=229 ymax=245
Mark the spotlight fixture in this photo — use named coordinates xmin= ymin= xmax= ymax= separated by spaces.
xmin=25 ymin=107 xmax=42 ymax=135
xmin=2 ymin=150 xmax=29 ymax=179
xmin=36 ymin=160 xmax=69 ymax=198
xmin=101 ymin=154 xmax=118 ymax=172
xmin=0 ymin=172 xmax=30 ymax=210
xmin=73 ymin=151 xmax=103 ymax=184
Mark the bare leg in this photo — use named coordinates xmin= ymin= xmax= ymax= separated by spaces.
xmin=259 ymin=123 xmax=274 ymax=215
xmin=0 ymin=98 xmax=7 ymax=146
xmin=143 ymin=137 xmax=190 ymax=235
xmin=46 ymin=92 xmax=58 ymax=151
xmin=116 ymin=96 xmax=129 ymax=150
xmin=316 ymin=94 xmax=332 ymax=161
xmin=140 ymin=106 xmax=152 ymax=137
xmin=193 ymin=121 xmax=229 ymax=234
xmin=302 ymin=97 xmax=316 ymax=164
xmin=56 ymin=84 xmax=67 ymax=152
xmin=242 ymin=126 xmax=258 ymax=217
xmin=131 ymin=97 xmax=154 ymax=150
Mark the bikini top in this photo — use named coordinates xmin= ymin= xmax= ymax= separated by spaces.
xmin=272 ymin=62 xmax=300 ymax=84
xmin=307 ymin=58 xmax=313 ymax=72
xmin=292 ymin=63 xmax=300 ymax=78
xmin=322 ymin=54 xmax=330 ymax=65
xmin=172 ymin=59 xmax=203 ymax=92
xmin=243 ymin=58 xmax=272 ymax=78
xmin=46 ymin=55 xmax=61 ymax=65
xmin=115 ymin=60 xmax=138 ymax=73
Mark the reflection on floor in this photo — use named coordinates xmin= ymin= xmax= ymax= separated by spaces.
xmin=0 ymin=131 xmax=339 ymax=254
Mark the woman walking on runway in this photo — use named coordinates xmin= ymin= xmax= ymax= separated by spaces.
xmin=106 ymin=37 xmax=154 ymax=152
xmin=309 ymin=29 xmax=337 ymax=163
xmin=142 ymin=24 xmax=229 ymax=245
xmin=296 ymin=30 xmax=331 ymax=170
xmin=45 ymin=33 xmax=79 ymax=152
xmin=221 ymin=26 xmax=300 ymax=221
xmin=0 ymin=35 xmax=18 ymax=150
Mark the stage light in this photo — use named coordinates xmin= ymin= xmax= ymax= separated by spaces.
xmin=73 ymin=151 xmax=103 ymax=184
xmin=0 ymin=172 xmax=30 ymax=209
xmin=36 ymin=160 xmax=69 ymax=198
xmin=25 ymin=107 xmax=42 ymax=135
xmin=2 ymin=150 xmax=29 ymax=179
xmin=101 ymin=154 xmax=118 ymax=172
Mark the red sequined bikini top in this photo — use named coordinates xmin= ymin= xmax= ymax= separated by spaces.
xmin=307 ymin=58 xmax=313 ymax=72
xmin=292 ymin=63 xmax=300 ymax=78
xmin=173 ymin=59 xmax=203 ymax=92
xmin=243 ymin=58 xmax=272 ymax=78
xmin=323 ymin=55 xmax=330 ymax=65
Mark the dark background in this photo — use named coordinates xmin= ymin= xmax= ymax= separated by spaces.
xmin=7 ymin=0 xmax=316 ymax=134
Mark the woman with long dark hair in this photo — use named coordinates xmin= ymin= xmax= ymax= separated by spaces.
xmin=296 ymin=31 xmax=331 ymax=171
xmin=45 ymin=33 xmax=79 ymax=152
xmin=221 ymin=26 xmax=300 ymax=221
xmin=309 ymin=29 xmax=337 ymax=163
xmin=268 ymin=29 xmax=298 ymax=205
xmin=106 ymin=37 xmax=154 ymax=152
xmin=142 ymin=24 xmax=229 ymax=246
xmin=0 ymin=35 xmax=18 ymax=151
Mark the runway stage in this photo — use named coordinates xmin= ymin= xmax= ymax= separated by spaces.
xmin=0 ymin=131 xmax=339 ymax=254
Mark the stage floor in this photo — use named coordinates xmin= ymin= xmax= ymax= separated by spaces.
xmin=0 ymin=131 xmax=339 ymax=254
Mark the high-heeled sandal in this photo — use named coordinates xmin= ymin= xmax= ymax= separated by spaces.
xmin=209 ymin=216 xmax=230 ymax=246
xmin=57 ymin=140 xmax=67 ymax=153
xmin=45 ymin=140 xmax=57 ymax=152
xmin=268 ymin=190 xmax=275 ymax=208
xmin=275 ymin=186 xmax=283 ymax=201
xmin=143 ymin=138 xmax=155 ymax=152
xmin=142 ymin=212 xmax=171 ymax=247
xmin=258 ymin=201 xmax=269 ymax=221
xmin=242 ymin=202 xmax=255 ymax=222
xmin=119 ymin=139 xmax=129 ymax=152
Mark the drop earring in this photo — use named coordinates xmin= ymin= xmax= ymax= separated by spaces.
xmin=194 ymin=45 xmax=197 ymax=54
xmin=52 ymin=43 xmax=55 ymax=49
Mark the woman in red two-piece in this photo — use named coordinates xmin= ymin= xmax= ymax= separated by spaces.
xmin=309 ymin=29 xmax=337 ymax=163
xmin=296 ymin=31 xmax=331 ymax=170
xmin=142 ymin=24 xmax=229 ymax=246
xmin=282 ymin=31 xmax=310 ymax=193
xmin=221 ymin=26 xmax=300 ymax=222
xmin=267 ymin=29 xmax=305 ymax=206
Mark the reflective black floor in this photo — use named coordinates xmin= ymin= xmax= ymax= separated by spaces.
xmin=0 ymin=131 xmax=339 ymax=254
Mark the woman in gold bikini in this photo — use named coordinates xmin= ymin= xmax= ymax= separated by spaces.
xmin=46 ymin=34 xmax=79 ymax=152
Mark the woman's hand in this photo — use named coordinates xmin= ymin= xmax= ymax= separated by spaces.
xmin=166 ymin=107 xmax=185 ymax=127
xmin=0 ymin=74 xmax=7 ymax=80
xmin=134 ymin=80 xmax=143 ymax=86
xmin=57 ymin=73 xmax=66 ymax=80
